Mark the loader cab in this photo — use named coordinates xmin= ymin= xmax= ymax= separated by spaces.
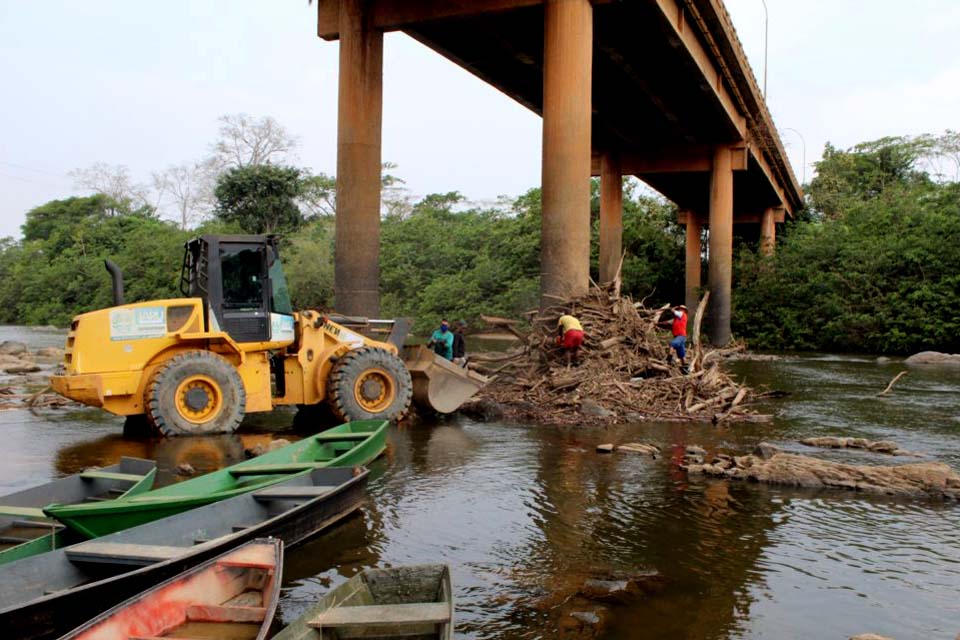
xmin=180 ymin=234 xmax=294 ymax=344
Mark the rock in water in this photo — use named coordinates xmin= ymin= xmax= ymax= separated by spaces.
xmin=176 ymin=462 xmax=196 ymax=476
xmin=904 ymin=351 xmax=960 ymax=365
xmin=569 ymin=611 xmax=601 ymax=625
xmin=0 ymin=341 xmax=28 ymax=356
xmin=579 ymin=579 xmax=640 ymax=604
xmin=619 ymin=442 xmax=660 ymax=457
xmin=753 ymin=442 xmax=781 ymax=459
xmin=4 ymin=364 xmax=41 ymax=374
xmin=581 ymin=400 xmax=615 ymax=418
xmin=596 ymin=444 xmax=615 ymax=453
xmin=266 ymin=438 xmax=291 ymax=452
xmin=34 ymin=347 xmax=64 ymax=361
xmin=801 ymin=436 xmax=917 ymax=456
xmin=849 ymin=635 xmax=895 ymax=640
xmin=458 ymin=397 xmax=504 ymax=421
xmin=686 ymin=445 xmax=707 ymax=456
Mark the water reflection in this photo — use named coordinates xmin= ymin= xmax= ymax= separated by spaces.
xmin=6 ymin=353 xmax=959 ymax=639
xmin=54 ymin=433 xmax=292 ymax=486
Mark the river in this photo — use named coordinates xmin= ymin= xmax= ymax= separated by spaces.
xmin=1 ymin=326 xmax=958 ymax=639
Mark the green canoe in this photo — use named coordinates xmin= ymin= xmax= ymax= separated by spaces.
xmin=45 ymin=420 xmax=387 ymax=539
xmin=0 ymin=457 xmax=156 ymax=566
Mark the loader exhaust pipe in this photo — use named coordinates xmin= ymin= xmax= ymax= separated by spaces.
xmin=104 ymin=259 xmax=125 ymax=306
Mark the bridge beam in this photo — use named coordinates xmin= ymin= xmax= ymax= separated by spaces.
xmin=707 ymin=145 xmax=734 ymax=346
xmin=599 ymin=150 xmax=623 ymax=283
xmin=684 ymin=212 xmax=702 ymax=313
xmin=334 ymin=0 xmax=383 ymax=317
xmin=591 ymin=145 xmax=747 ymax=176
xmin=540 ymin=0 xmax=593 ymax=308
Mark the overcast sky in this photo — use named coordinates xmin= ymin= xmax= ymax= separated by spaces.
xmin=1 ymin=1 xmax=958 ymax=238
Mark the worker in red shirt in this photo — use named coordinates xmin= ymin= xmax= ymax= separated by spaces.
xmin=666 ymin=305 xmax=688 ymax=370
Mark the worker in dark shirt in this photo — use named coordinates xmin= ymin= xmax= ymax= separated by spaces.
xmin=452 ymin=321 xmax=467 ymax=367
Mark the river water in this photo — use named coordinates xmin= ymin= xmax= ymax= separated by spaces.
xmin=2 ymin=326 xmax=958 ymax=639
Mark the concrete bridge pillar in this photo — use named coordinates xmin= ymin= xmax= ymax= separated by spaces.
xmin=335 ymin=0 xmax=383 ymax=317
xmin=540 ymin=0 xmax=593 ymax=308
xmin=599 ymin=151 xmax=623 ymax=283
xmin=708 ymin=146 xmax=734 ymax=346
xmin=760 ymin=207 xmax=776 ymax=256
xmin=685 ymin=213 xmax=702 ymax=312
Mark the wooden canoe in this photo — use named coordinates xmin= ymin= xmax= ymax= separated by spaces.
xmin=0 ymin=466 xmax=368 ymax=640
xmin=60 ymin=537 xmax=282 ymax=640
xmin=45 ymin=420 xmax=387 ymax=538
xmin=274 ymin=564 xmax=453 ymax=640
xmin=0 ymin=457 xmax=156 ymax=566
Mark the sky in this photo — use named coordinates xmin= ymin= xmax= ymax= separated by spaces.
xmin=1 ymin=0 xmax=958 ymax=238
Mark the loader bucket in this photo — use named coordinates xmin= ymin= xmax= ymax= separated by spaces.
xmin=402 ymin=345 xmax=490 ymax=414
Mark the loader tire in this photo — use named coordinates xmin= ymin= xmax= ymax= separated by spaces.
xmin=326 ymin=347 xmax=412 ymax=422
xmin=145 ymin=351 xmax=246 ymax=437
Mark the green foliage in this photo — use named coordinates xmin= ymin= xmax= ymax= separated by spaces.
xmin=0 ymin=196 xmax=191 ymax=326
xmin=282 ymin=217 xmax=336 ymax=310
xmin=736 ymin=135 xmax=960 ymax=354
xmin=213 ymin=165 xmax=305 ymax=234
xmin=378 ymin=191 xmax=541 ymax=331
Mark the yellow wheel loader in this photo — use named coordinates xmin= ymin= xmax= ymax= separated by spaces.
xmin=50 ymin=234 xmax=486 ymax=436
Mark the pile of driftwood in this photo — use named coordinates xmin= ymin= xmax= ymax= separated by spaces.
xmin=470 ymin=283 xmax=761 ymax=425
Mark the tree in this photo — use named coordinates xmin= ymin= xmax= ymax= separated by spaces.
xmin=69 ymin=163 xmax=153 ymax=215
xmin=211 ymin=114 xmax=299 ymax=170
xmin=213 ymin=165 xmax=305 ymax=235
xmin=808 ymin=137 xmax=930 ymax=219
xmin=153 ymin=160 xmax=216 ymax=229
xmin=735 ymin=133 xmax=960 ymax=354
xmin=298 ymin=172 xmax=337 ymax=218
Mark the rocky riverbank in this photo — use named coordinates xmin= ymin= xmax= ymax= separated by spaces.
xmin=0 ymin=340 xmax=74 ymax=410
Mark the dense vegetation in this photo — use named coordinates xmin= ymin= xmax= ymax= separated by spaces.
xmin=0 ymin=174 xmax=681 ymax=330
xmin=2 ymin=125 xmax=956 ymax=354
xmin=734 ymin=133 xmax=960 ymax=354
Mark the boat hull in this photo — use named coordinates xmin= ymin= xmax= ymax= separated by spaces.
xmin=274 ymin=564 xmax=453 ymax=640
xmin=45 ymin=420 xmax=386 ymax=538
xmin=0 ymin=457 xmax=156 ymax=565
xmin=0 ymin=466 xmax=368 ymax=640
xmin=60 ymin=538 xmax=282 ymax=640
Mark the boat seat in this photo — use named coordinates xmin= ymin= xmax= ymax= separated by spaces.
xmin=313 ymin=433 xmax=369 ymax=441
xmin=229 ymin=463 xmax=318 ymax=476
xmin=0 ymin=535 xmax=31 ymax=543
xmin=185 ymin=604 xmax=266 ymax=623
xmin=0 ymin=506 xmax=47 ymax=519
xmin=11 ymin=519 xmax=61 ymax=529
xmin=79 ymin=471 xmax=145 ymax=483
xmin=65 ymin=542 xmax=188 ymax=566
xmin=253 ymin=485 xmax=335 ymax=501
xmin=308 ymin=603 xmax=451 ymax=628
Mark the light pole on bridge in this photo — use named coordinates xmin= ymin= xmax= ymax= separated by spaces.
xmin=760 ymin=0 xmax=768 ymax=99
xmin=782 ymin=127 xmax=806 ymax=185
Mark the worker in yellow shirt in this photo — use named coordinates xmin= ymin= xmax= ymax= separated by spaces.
xmin=555 ymin=314 xmax=585 ymax=366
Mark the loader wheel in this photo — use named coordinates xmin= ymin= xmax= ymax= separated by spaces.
xmin=146 ymin=352 xmax=246 ymax=436
xmin=326 ymin=347 xmax=412 ymax=422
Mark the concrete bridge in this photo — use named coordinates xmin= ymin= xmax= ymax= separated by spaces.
xmin=316 ymin=0 xmax=803 ymax=345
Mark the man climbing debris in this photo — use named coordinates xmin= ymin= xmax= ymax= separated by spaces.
xmin=665 ymin=304 xmax=688 ymax=371
xmin=555 ymin=314 xmax=585 ymax=366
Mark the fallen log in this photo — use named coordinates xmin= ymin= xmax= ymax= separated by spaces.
xmin=876 ymin=371 xmax=908 ymax=397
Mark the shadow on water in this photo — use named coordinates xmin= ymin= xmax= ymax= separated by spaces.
xmin=4 ymin=349 xmax=960 ymax=639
